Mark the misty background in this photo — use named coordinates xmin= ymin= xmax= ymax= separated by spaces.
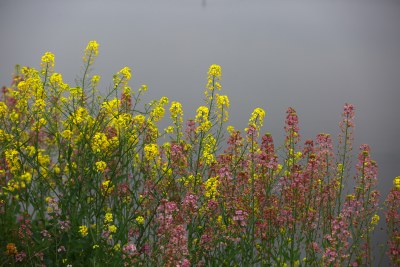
xmin=1 ymin=0 xmax=399 ymax=264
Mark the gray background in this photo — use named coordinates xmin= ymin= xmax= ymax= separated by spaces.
xmin=1 ymin=0 xmax=399 ymax=264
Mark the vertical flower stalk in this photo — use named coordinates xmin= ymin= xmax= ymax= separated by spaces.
xmin=336 ymin=103 xmax=355 ymax=214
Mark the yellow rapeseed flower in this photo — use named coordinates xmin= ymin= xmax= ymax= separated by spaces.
xmin=136 ymin=215 xmax=145 ymax=225
xmin=144 ymin=143 xmax=159 ymax=160
xmin=61 ymin=129 xmax=73 ymax=140
xmin=108 ymin=224 xmax=117 ymax=233
xmin=85 ymin=40 xmax=99 ymax=56
xmin=92 ymin=132 xmax=110 ymax=153
xmin=208 ymin=64 xmax=222 ymax=78
xmin=95 ymin=161 xmax=107 ymax=172
xmin=0 ymin=102 xmax=8 ymax=117
xmin=102 ymin=180 xmax=114 ymax=196
xmin=104 ymin=212 xmax=113 ymax=224
xmin=216 ymin=94 xmax=230 ymax=122
xmin=41 ymin=52 xmax=55 ymax=69
xmin=394 ymin=176 xmax=400 ymax=190
xmin=79 ymin=225 xmax=89 ymax=237
xmin=114 ymin=67 xmax=132 ymax=87
xmin=170 ymin=101 xmax=183 ymax=123
xmin=371 ymin=214 xmax=380 ymax=225
xmin=204 ymin=176 xmax=219 ymax=199
xmin=91 ymin=75 xmax=101 ymax=87
xmin=195 ymin=106 xmax=211 ymax=132
xmin=120 ymin=67 xmax=131 ymax=81
xmin=247 ymin=107 xmax=266 ymax=132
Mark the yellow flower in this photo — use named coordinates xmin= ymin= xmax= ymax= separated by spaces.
xmin=9 ymin=111 xmax=19 ymax=122
xmin=33 ymin=99 xmax=46 ymax=112
xmin=92 ymin=132 xmax=110 ymax=153
xmin=227 ymin=125 xmax=235 ymax=134
xmin=41 ymin=52 xmax=55 ymax=69
xmin=346 ymin=194 xmax=355 ymax=201
xmin=170 ymin=101 xmax=183 ymax=122
xmin=204 ymin=176 xmax=219 ymax=199
xmin=102 ymin=180 xmax=114 ymax=196
xmin=394 ymin=176 xmax=400 ymax=190
xmin=5 ymin=149 xmax=20 ymax=173
xmin=248 ymin=107 xmax=266 ymax=132
xmin=144 ymin=143 xmax=159 ymax=160
xmin=135 ymin=216 xmax=145 ymax=225
xmin=139 ymin=84 xmax=148 ymax=92
xmin=120 ymin=67 xmax=131 ymax=81
xmin=208 ymin=64 xmax=222 ymax=78
xmin=165 ymin=126 xmax=174 ymax=134
xmin=113 ymin=243 xmax=121 ymax=251
xmin=91 ymin=75 xmax=101 ymax=87
xmin=150 ymin=105 xmax=166 ymax=122
xmin=85 ymin=40 xmax=99 ymax=56
xmin=20 ymin=172 xmax=32 ymax=184
xmin=95 ymin=161 xmax=107 ymax=172
xmin=108 ymin=224 xmax=117 ymax=233
xmin=216 ymin=94 xmax=230 ymax=122
xmin=101 ymin=99 xmax=120 ymax=118
xmin=195 ymin=106 xmax=211 ymax=132
xmin=61 ymin=130 xmax=73 ymax=140
xmin=71 ymin=107 xmax=89 ymax=125
xmin=49 ymin=72 xmax=63 ymax=84
xmin=79 ymin=225 xmax=89 ymax=237
xmin=371 ymin=214 xmax=380 ymax=225
xmin=205 ymin=64 xmax=222 ymax=99
xmin=203 ymin=134 xmax=216 ymax=165
xmin=70 ymin=87 xmax=83 ymax=99
xmin=104 ymin=212 xmax=113 ymax=224
xmin=114 ymin=67 xmax=132 ymax=87
xmin=0 ymin=102 xmax=8 ymax=117
xmin=216 ymin=94 xmax=229 ymax=108
xmin=337 ymin=163 xmax=344 ymax=173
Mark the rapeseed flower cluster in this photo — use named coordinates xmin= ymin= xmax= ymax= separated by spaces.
xmin=79 ymin=225 xmax=89 ymax=237
xmin=394 ymin=176 xmax=400 ymax=190
xmin=204 ymin=176 xmax=219 ymax=199
xmin=41 ymin=52 xmax=55 ymax=69
xmin=144 ymin=143 xmax=159 ymax=160
xmin=83 ymin=40 xmax=99 ymax=64
xmin=0 ymin=40 xmax=392 ymax=267
xmin=248 ymin=107 xmax=266 ymax=131
xmin=195 ymin=106 xmax=211 ymax=132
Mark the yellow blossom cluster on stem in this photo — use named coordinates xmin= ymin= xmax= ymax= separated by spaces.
xmin=216 ymin=94 xmax=230 ymax=122
xmin=41 ymin=52 xmax=55 ymax=70
xmin=79 ymin=225 xmax=89 ymax=237
xmin=195 ymin=106 xmax=211 ymax=133
xmin=170 ymin=101 xmax=183 ymax=123
xmin=149 ymin=97 xmax=169 ymax=122
xmin=83 ymin=40 xmax=99 ymax=65
xmin=205 ymin=64 xmax=222 ymax=100
xmin=247 ymin=107 xmax=266 ymax=133
xmin=204 ymin=176 xmax=219 ymax=199
xmin=114 ymin=66 xmax=132 ymax=87
xmin=95 ymin=161 xmax=107 ymax=172
xmin=92 ymin=132 xmax=110 ymax=153
xmin=101 ymin=180 xmax=114 ymax=196
xmin=202 ymin=134 xmax=216 ymax=165
xmin=394 ymin=176 xmax=400 ymax=190
xmin=144 ymin=143 xmax=159 ymax=161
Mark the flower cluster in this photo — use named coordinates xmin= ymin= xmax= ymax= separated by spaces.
xmin=0 ymin=41 xmax=394 ymax=266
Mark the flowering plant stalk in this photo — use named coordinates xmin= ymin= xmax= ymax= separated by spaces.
xmin=0 ymin=41 xmax=398 ymax=266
